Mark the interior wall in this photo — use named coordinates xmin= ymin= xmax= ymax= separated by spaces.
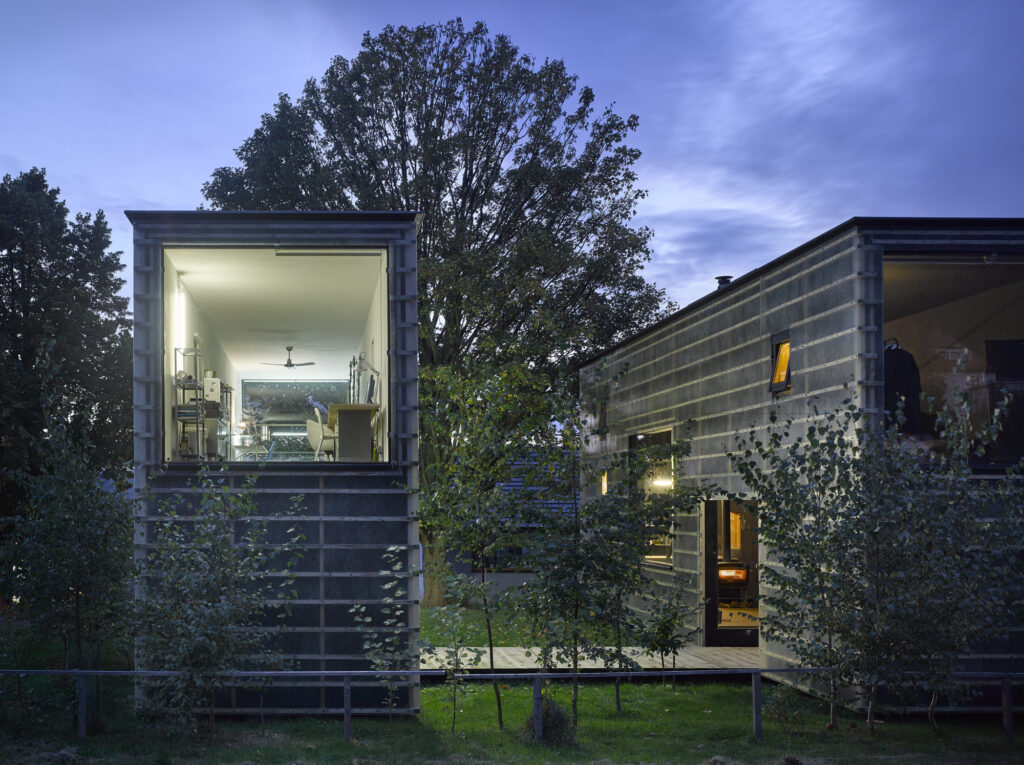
xmin=163 ymin=254 xmax=237 ymax=459
xmin=884 ymin=278 xmax=1024 ymax=428
xmin=358 ymin=254 xmax=388 ymax=460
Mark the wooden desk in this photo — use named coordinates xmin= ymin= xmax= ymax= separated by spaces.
xmin=327 ymin=403 xmax=379 ymax=462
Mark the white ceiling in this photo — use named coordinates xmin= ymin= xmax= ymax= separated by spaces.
xmin=165 ymin=247 xmax=384 ymax=380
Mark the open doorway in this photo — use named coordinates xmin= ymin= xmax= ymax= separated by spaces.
xmin=704 ymin=500 xmax=759 ymax=646
xmin=162 ymin=245 xmax=389 ymax=463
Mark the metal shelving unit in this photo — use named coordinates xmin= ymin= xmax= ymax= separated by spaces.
xmin=173 ymin=348 xmax=234 ymax=461
xmin=172 ymin=348 xmax=205 ymax=460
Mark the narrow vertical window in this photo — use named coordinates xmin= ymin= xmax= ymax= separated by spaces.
xmin=770 ymin=330 xmax=792 ymax=392
xmin=629 ymin=431 xmax=674 ymax=566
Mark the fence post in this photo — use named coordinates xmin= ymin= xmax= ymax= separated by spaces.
xmin=751 ymin=672 xmax=762 ymax=743
xmin=77 ymin=672 xmax=87 ymax=739
xmin=533 ymin=676 xmax=543 ymax=742
xmin=1002 ymin=674 xmax=1013 ymax=743
xmin=344 ymin=675 xmax=352 ymax=743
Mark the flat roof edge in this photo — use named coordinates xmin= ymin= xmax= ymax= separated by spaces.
xmin=125 ymin=210 xmax=422 ymax=225
xmin=580 ymin=215 xmax=1024 ymax=369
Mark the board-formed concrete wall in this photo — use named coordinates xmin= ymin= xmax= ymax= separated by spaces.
xmin=581 ymin=222 xmax=884 ymax=648
xmin=582 ymin=217 xmax=1024 ymax=680
xmin=130 ymin=211 xmax=421 ymax=715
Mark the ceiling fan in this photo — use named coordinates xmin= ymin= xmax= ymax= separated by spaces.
xmin=262 ymin=346 xmax=315 ymax=369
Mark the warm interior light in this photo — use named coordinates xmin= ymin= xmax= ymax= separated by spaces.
xmin=650 ymin=477 xmax=674 ymax=488
xmin=718 ymin=564 xmax=748 ymax=584
xmin=772 ymin=340 xmax=790 ymax=385
xmin=601 ymin=471 xmax=608 ymax=495
xmin=174 ymin=282 xmax=186 ymax=351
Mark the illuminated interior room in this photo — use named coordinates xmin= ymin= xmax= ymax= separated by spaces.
xmin=162 ymin=245 xmax=390 ymax=462
xmin=882 ymin=257 xmax=1024 ymax=464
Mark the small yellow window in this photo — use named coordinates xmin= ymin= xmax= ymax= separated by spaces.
xmin=770 ymin=331 xmax=791 ymax=392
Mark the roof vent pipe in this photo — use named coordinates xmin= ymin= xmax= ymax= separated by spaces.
xmin=715 ymin=275 xmax=733 ymax=289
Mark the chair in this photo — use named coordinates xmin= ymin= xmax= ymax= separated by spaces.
xmin=314 ymin=407 xmax=338 ymax=459
xmin=306 ymin=415 xmax=336 ymax=461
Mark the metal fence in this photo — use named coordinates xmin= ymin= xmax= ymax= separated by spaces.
xmin=0 ymin=667 xmax=1019 ymax=744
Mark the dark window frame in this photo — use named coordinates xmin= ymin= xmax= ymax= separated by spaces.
xmin=769 ymin=329 xmax=792 ymax=393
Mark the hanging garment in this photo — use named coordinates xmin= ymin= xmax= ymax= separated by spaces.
xmin=884 ymin=345 xmax=922 ymax=434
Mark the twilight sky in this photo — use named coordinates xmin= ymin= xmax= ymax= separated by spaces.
xmin=2 ymin=0 xmax=1023 ymax=309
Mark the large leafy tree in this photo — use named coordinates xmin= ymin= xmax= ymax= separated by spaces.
xmin=0 ymin=168 xmax=132 ymax=520
xmin=202 ymin=19 xmax=668 ymax=370
xmin=202 ymin=20 xmax=673 ymax=605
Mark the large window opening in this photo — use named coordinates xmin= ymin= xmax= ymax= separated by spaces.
xmin=162 ymin=246 xmax=390 ymax=463
xmin=883 ymin=258 xmax=1024 ymax=465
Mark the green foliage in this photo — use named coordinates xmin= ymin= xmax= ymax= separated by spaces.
xmin=420 ymin=362 xmax=575 ymax=731
xmin=134 ymin=470 xmax=302 ymax=730
xmin=641 ymin=573 xmax=701 ymax=681
xmin=349 ymin=545 xmax=417 ymax=722
xmin=0 ymin=174 xmax=132 ymax=728
xmin=514 ymin=375 xmax=707 ymax=724
xmin=730 ymin=394 xmax=1024 ymax=729
xmin=2 ymin=347 xmax=131 ymax=737
xmin=202 ymin=21 xmax=676 ymax=609
xmin=419 ymin=605 xmax=530 ymax=648
xmin=765 ymin=685 xmax=807 ymax=737
xmin=203 ymin=20 xmax=670 ymax=373
xmin=1 ymin=400 xmax=133 ymax=671
xmin=420 ymin=571 xmax=485 ymax=734
xmin=419 ymin=362 xmax=561 ymax=559
xmin=0 ymin=168 xmax=131 ymax=521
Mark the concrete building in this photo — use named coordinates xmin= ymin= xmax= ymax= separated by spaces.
xmin=130 ymin=210 xmax=420 ymax=715
xmin=580 ymin=217 xmax=1024 ymax=667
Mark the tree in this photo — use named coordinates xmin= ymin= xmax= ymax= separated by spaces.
xmin=416 ymin=569 xmax=485 ymax=734
xmin=514 ymin=391 xmax=703 ymax=727
xmin=202 ymin=19 xmax=667 ymax=372
xmin=419 ymin=359 xmax=564 ymax=727
xmin=349 ymin=545 xmax=420 ymax=725
xmin=730 ymin=396 xmax=1024 ymax=731
xmin=134 ymin=470 xmax=302 ymax=730
xmin=573 ymin=425 xmax=705 ymax=714
xmin=201 ymin=20 xmax=674 ymax=605
xmin=730 ymin=404 xmax=857 ymax=728
xmin=0 ymin=351 xmax=133 ymax=731
xmin=641 ymin=573 xmax=701 ymax=684
xmin=0 ymin=168 xmax=132 ymax=527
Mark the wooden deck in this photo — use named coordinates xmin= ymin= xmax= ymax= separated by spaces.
xmin=420 ymin=646 xmax=761 ymax=672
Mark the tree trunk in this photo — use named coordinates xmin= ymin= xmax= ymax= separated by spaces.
xmin=571 ymin=632 xmax=579 ymax=730
xmin=421 ymin=541 xmax=447 ymax=608
xmin=829 ymin=674 xmax=838 ymax=728
xmin=481 ymin=570 xmax=503 ymax=730
xmin=866 ymin=685 xmax=877 ymax=733
xmin=614 ymin=615 xmax=622 ymax=713
xmin=928 ymin=688 xmax=939 ymax=732
xmin=451 ymin=671 xmax=458 ymax=734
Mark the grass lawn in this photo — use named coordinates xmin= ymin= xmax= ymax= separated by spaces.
xmin=1 ymin=676 xmax=1020 ymax=764
xmin=419 ymin=605 xmax=532 ymax=647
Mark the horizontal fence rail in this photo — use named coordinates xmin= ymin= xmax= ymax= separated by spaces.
xmin=1 ymin=667 xmax=1019 ymax=744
